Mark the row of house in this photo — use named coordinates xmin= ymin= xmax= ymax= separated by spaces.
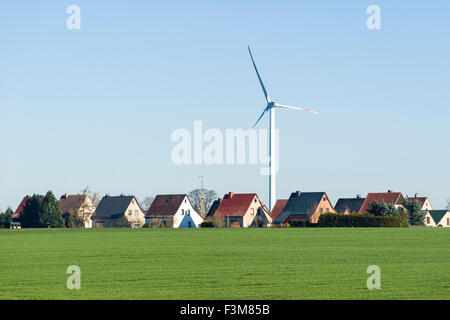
xmin=10 ymin=190 xmax=450 ymax=229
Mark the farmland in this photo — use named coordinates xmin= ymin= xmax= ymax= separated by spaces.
xmin=0 ymin=228 xmax=449 ymax=300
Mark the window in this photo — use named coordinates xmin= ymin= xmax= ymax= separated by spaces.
xmin=319 ymin=208 xmax=323 ymax=214
xmin=427 ymin=216 xmax=430 ymax=224
xmin=128 ymin=210 xmax=132 ymax=216
xmin=447 ymin=218 xmax=449 ymax=226
xmin=135 ymin=210 xmax=138 ymax=217
xmin=181 ymin=209 xmax=185 ymax=215
xmin=251 ymin=208 xmax=255 ymax=215
xmin=325 ymin=208 xmax=329 ymax=213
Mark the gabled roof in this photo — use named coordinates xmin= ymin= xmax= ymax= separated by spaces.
xmin=94 ymin=195 xmax=136 ymax=219
xmin=270 ymin=199 xmax=288 ymax=220
xmin=13 ymin=195 xmax=44 ymax=219
xmin=59 ymin=194 xmax=88 ymax=215
xmin=406 ymin=196 xmax=428 ymax=207
xmin=214 ymin=193 xmax=259 ymax=217
xmin=359 ymin=191 xmax=405 ymax=213
xmin=146 ymin=194 xmax=188 ymax=217
xmin=428 ymin=210 xmax=449 ymax=225
xmin=335 ymin=197 xmax=365 ymax=214
xmin=206 ymin=198 xmax=221 ymax=218
xmin=273 ymin=192 xmax=327 ymax=224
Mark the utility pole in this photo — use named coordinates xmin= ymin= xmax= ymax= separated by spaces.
xmin=199 ymin=176 xmax=205 ymax=218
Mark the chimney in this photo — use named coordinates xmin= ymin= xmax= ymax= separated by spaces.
xmin=291 ymin=191 xmax=301 ymax=198
xmin=228 ymin=192 xmax=234 ymax=199
xmin=356 ymin=194 xmax=361 ymax=199
xmin=414 ymin=193 xmax=419 ymax=198
xmin=65 ymin=193 xmax=69 ymax=199
xmin=388 ymin=190 xmax=393 ymax=193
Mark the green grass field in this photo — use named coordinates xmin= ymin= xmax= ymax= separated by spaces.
xmin=1 ymin=228 xmax=449 ymax=300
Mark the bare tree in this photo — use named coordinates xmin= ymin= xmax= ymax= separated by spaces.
xmin=139 ymin=196 xmax=154 ymax=211
xmin=78 ymin=187 xmax=98 ymax=227
xmin=188 ymin=189 xmax=217 ymax=215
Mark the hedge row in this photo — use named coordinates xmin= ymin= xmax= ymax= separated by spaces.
xmin=288 ymin=220 xmax=318 ymax=228
xmin=200 ymin=221 xmax=215 ymax=228
xmin=317 ymin=213 xmax=409 ymax=228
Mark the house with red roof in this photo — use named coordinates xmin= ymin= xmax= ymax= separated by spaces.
xmin=406 ymin=194 xmax=433 ymax=211
xmin=213 ymin=192 xmax=271 ymax=227
xmin=146 ymin=194 xmax=203 ymax=228
xmin=12 ymin=195 xmax=44 ymax=222
xmin=269 ymin=199 xmax=288 ymax=221
xmin=358 ymin=190 xmax=405 ymax=214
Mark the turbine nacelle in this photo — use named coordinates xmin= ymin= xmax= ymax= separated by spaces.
xmin=267 ymin=101 xmax=276 ymax=109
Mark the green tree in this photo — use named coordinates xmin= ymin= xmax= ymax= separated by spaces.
xmin=20 ymin=195 xmax=44 ymax=228
xmin=3 ymin=207 xmax=13 ymax=227
xmin=367 ymin=201 xmax=399 ymax=216
xmin=20 ymin=192 xmax=64 ymax=228
xmin=403 ymin=199 xmax=425 ymax=226
xmin=40 ymin=191 xmax=64 ymax=228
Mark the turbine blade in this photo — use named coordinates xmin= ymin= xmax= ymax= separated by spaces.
xmin=251 ymin=106 xmax=269 ymax=129
xmin=276 ymin=103 xmax=321 ymax=115
xmin=248 ymin=46 xmax=270 ymax=103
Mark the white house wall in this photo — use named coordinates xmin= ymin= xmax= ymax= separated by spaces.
xmin=425 ymin=212 xmax=437 ymax=227
xmin=172 ymin=197 xmax=203 ymax=228
xmin=437 ymin=212 xmax=450 ymax=228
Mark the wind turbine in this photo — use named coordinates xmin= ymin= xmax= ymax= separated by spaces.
xmin=247 ymin=46 xmax=321 ymax=212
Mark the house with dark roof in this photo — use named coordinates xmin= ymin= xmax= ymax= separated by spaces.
xmin=358 ymin=190 xmax=405 ymax=214
xmin=334 ymin=195 xmax=365 ymax=214
xmin=206 ymin=198 xmax=221 ymax=218
xmin=406 ymin=194 xmax=433 ymax=211
xmin=272 ymin=191 xmax=335 ymax=225
xmin=213 ymin=192 xmax=271 ymax=227
xmin=145 ymin=194 xmax=203 ymax=228
xmin=425 ymin=210 xmax=450 ymax=228
xmin=59 ymin=193 xmax=95 ymax=228
xmin=92 ymin=195 xmax=145 ymax=228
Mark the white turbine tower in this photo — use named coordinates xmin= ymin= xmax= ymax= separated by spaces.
xmin=248 ymin=46 xmax=321 ymax=212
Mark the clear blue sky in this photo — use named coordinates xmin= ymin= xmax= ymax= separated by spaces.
xmin=1 ymin=0 xmax=449 ymax=211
